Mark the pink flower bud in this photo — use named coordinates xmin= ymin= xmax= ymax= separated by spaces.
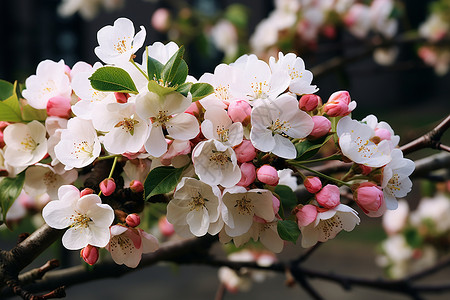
xmin=126 ymin=213 xmax=141 ymax=227
xmin=234 ymin=140 xmax=257 ymax=163
xmin=114 ymin=92 xmax=130 ymax=103
xmin=316 ymin=184 xmax=340 ymax=208
xmin=355 ymin=182 xmax=384 ymax=216
xmin=129 ymin=180 xmax=144 ymax=193
xmin=80 ymin=245 xmax=99 ymax=265
xmin=46 ymin=96 xmax=71 ymax=118
xmin=299 ymin=94 xmax=322 ymax=111
xmin=237 ymin=162 xmax=256 ymax=187
xmin=0 ymin=131 xmax=4 ymax=149
xmin=152 ymin=8 xmax=171 ymax=32
xmin=80 ymin=188 xmax=94 ymax=197
xmin=272 ymin=195 xmax=280 ymax=215
xmin=100 ymin=178 xmax=116 ymax=196
xmin=184 ymin=101 xmax=201 ymax=116
xmin=158 ymin=216 xmax=175 ymax=237
xmin=228 ymin=100 xmax=251 ymax=125
xmin=296 ymin=204 xmax=318 ymax=227
xmin=257 ymin=165 xmax=279 ymax=186
xmin=303 ymin=176 xmax=322 ymax=193
xmin=358 ymin=164 xmax=372 ymax=176
xmin=323 ymin=91 xmax=355 ymax=117
xmin=0 ymin=121 xmax=10 ymax=130
xmin=374 ymin=128 xmax=391 ymax=141
xmin=309 ymin=116 xmax=331 ymax=138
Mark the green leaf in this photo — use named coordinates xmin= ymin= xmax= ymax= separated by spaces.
xmin=0 ymin=172 xmax=26 ymax=222
xmin=147 ymin=56 xmax=164 ymax=81
xmin=144 ymin=166 xmax=186 ymax=200
xmin=295 ymin=135 xmax=332 ymax=161
xmin=274 ymin=185 xmax=297 ymax=212
xmin=0 ymin=79 xmax=15 ymax=100
xmin=89 ymin=66 xmax=138 ymax=94
xmin=161 ymin=46 xmax=185 ymax=86
xmin=176 ymin=82 xmax=193 ymax=97
xmin=22 ymin=105 xmax=47 ymax=121
xmin=171 ymin=59 xmax=188 ymax=87
xmin=0 ymin=81 xmax=22 ymax=122
xmin=148 ymin=80 xmax=177 ymax=97
xmin=190 ymin=83 xmax=214 ymax=101
xmin=277 ymin=220 xmax=301 ymax=244
xmin=404 ymin=227 xmax=423 ymax=248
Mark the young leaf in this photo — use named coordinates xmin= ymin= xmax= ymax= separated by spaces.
xmin=148 ymin=80 xmax=177 ymax=97
xmin=22 ymin=105 xmax=47 ymax=121
xmin=171 ymin=59 xmax=188 ymax=87
xmin=277 ymin=220 xmax=301 ymax=244
xmin=190 ymin=83 xmax=214 ymax=101
xmin=144 ymin=166 xmax=186 ymax=200
xmin=0 ymin=81 xmax=22 ymax=122
xmin=0 ymin=79 xmax=15 ymax=100
xmin=176 ymin=82 xmax=193 ymax=97
xmin=274 ymin=185 xmax=297 ymax=212
xmin=0 ymin=172 xmax=26 ymax=222
xmin=161 ymin=46 xmax=185 ymax=86
xmin=89 ymin=66 xmax=138 ymax=94
xmin=147 ymin=56 xmax=164 ymax=81
xmin=295 ymin=135 xmax=332 ymax=161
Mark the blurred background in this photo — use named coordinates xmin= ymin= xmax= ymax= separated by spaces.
xmin=1 ymin=0 xmax=450 ymax=299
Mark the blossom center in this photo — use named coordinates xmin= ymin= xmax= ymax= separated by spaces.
xmin=41 ymin=80 xmax=57 ymax=96
xmin=234 ymin=196 xmax=254 ymax=215
xmin=388 ymin=173 xmax=401 ymax=191
xmin=20 ymin=134 xmax=38 ymax=152
xmin=114 ymin=37 xmax=131 ymax=54
xmin=69 ymin=213 xmax=92 ymax=230
xmin=189 ymin=192 xmax=208 ymax=211
xmin=152 ymin=110 xmax=171 ymax=127
xmin=110 ymin=235 xmax=134 ymax=254
xmin=71 ymin=140 xmax=94 ymax=159
xmin=319 ymin=215 xmax=343 ymax=239
xmin=43 ymin=171 xmax=58 ymax=188
xmin=216 ymin=125 xmax=230 ymax=143
xmin=288 ymin=65 xmax=302 ymax=80
xmin=115 ymin=117 xmax=139 ymax=135
xmin=250 ymin=80 xmax=269 ymax=99
xmin=215 ymin=84 xmax=230 ymax=100
xmin=355 ymin=137 xmax=375 ymax=158
xmin=268 ymin=118 xmax=291 ymax=136
xmin=209 ymin=150 xmax=231 ymax=166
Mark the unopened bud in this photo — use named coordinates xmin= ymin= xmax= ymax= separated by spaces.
xmin=323 ymin=91 xmax=356 ymax=117
xmin=100 ymin=178 xmax=116 ymax=196
xmin=228 ymin=100 xmax=251 ymax=125
xmin=234 ymin=140 xmax=257 ymax=163
xmin=158 ymin=216 xmax=175 ymax=237
xmin=309 ymin=116 xmax=331 ymax=138
xmin=80 ymin=245 xmax=99 ymax=265
xmin=46 ymin=96 xmax=71 ymax=118
xmin=354 ymin=182 xmax=383 ymax=216
xmin=315 ymin=184 xmax=340 ymax=208
xmin=129 ymin=180 xmax=144 ymax=193
xmin=237 ymin=162 xmax=256 ymax=187
xmin=296 ymin=204 xmax=318 ymax=227
xmin=299 ymin=94 xmax=322 ymax=112
xmin=152 ymin=8 xmax=171 ymax=32
xmin=80 ymin=188 xmax=95 ymax=197
xmin=114 ymin=92 xmax=130 ymax=103
xmin=126 ymin=213 xmax=141 ymax=227
xmin=257 ymin=165 xmax=279 ymax=186
xmin=303 ymin=176 xmax=322 ymax=193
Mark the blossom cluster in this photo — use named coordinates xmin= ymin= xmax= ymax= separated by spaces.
xmin=377 ymin=187 xmax=450 ymax=279
xmin=0 ymin=17 xmax=414 ymax=269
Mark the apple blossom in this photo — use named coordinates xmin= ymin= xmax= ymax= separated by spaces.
xmin=95 ymin=17 xmax=146 ymax=65
xmin=381 ymin=149 xmax=415 ymax=210
xmin=106 ymin=225 xmax=159 ymax=268
xmin=201 ymin=108 xmax=243 ymax=147
xmin=382 ymin=200 xmax=409 ymax=235
xmin=54 ymin=117 xmax=101 ymax=170
xmin=3 ymin=120 xmax=48 ymax=168
xmin=146 ymin=41 xmax=179 ymax=65
xmin=250 ymin=95 xmax=314 ymax=159
xmin=277 ymin=168 xmax=298 ymax=191
xmin=192 ymin=139 xmax=241 ymax=188
xmin=151 ymin=8 xmax=171 ymax=32
xmin=136 ymin=91 xmax=199 ymax=157
xmin=221 ymin=186 xmax=275 ymax=237
xmin=42 ymin=185 xmax=114 ymax=250
xmin=362 ymin=114 xmax=400 ymax=150
xmin=22 ymin=59 xmax=71 ymax=109
xmin=300 ymin=204 xmax=360 ymax=248
xmin=337 ymin=116 xmax=392 ymax=167
xmin=167 ymin=177 xmax=223 ymax=237
xmin=198 ymin=64 xmax=237 ymax=110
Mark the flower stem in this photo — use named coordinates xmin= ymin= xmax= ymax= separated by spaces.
xmin=290 ymin=163 xmax=351 ymax=187
xmin=130 ymin=59 xmax=149 ymax=81
xmin=96 ymin=154 xmax=121 ymax=161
